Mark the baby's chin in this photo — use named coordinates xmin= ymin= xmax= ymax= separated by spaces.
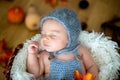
xmin=45 ymin=48 xmax=58 ymax=53
xmin=42 ymin=46 xmax=61 ymax=52
xmin=45 ymin=49 xmax=55 ymax=52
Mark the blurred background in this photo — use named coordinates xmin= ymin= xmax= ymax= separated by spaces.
xmin=0 ymin=0 xmax=120 ymax=79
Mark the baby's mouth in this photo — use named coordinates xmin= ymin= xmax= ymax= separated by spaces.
xmin=43 ymin=43 xmax=50 ymax=47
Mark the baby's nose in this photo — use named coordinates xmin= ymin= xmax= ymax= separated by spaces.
xmin=43 ymin=35 xmax=50 ymax=41
xmin=44 ymin=37 xmax=49 ymax=41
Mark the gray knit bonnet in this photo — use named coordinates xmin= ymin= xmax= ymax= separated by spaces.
xmin=40 ymin=8 xmax=81 ymax=55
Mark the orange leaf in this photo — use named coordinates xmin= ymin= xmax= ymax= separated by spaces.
xmin=74 ymin=69 xmax=83 ymax=80
xmin=83 ymin=72 xmax=95 ymax=80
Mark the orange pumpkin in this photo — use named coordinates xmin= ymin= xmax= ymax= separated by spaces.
xmin=7 ymin=6 xmax=24 ymax=23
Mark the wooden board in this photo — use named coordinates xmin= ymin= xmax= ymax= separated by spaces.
xmin=0 ymin=1 xmax=39 ymax=48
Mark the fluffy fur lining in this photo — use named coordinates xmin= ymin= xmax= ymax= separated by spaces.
xmin=11 ymin=34 xmax=43 ymax=80
xmin=11 ymin=31 xmax=120 ymax=80
xmin=79 ymin=31 xmax=120 ymax=80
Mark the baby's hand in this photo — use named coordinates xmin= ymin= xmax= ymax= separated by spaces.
xmin=28 ymin=41 xmax=39 ymax=54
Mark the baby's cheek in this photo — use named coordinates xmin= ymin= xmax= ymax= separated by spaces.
xmin=53 ymin=42 xmax=64 ymax=50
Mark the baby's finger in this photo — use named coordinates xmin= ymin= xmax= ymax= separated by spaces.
xmin=28 ymin=44 xmax=39 ymax=54
xmin=31 ymin=41 xmax=39 ymax=47
xmin=30 ymin=43 xmax=39 ymax=49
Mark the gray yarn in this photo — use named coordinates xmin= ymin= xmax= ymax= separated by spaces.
xmin=45 ymin=48 xmax=83 ymax=80
xmin=40 ymin=8 xmax=81 ymax=55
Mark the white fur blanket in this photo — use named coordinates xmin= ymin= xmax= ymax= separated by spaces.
xmin=11 ymin=31 xmax=120 ymax=80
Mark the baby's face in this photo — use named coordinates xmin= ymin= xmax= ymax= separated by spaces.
xmin=40 ymin=19 xmax=68 ymax=52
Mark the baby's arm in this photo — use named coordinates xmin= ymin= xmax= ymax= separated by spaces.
xmin=26 ymin=41 xmax=44 ymax=78
xmin=78 ymin=45 xmax=99 ymax=80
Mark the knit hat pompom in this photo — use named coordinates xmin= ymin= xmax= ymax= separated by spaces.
xmin=40 ymin=8 xmax=81 ymax=54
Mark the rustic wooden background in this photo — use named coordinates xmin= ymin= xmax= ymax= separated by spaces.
xmin=0 ymin=1 xmax=39 ymax=79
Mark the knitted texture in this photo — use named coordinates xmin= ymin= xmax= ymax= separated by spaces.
xmin=40 ymin=8 xmax=81 ymax=55
xmin=45 ymin=48 xmax=83 ymax=80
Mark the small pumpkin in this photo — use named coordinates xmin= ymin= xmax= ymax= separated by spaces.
xmin=25 ymin=14 xmax=40 ymax=30
xmin=7 ymin=6 xmax=24 ymax=23
xmin=25 ymin=5 xmax=40 ymax=30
